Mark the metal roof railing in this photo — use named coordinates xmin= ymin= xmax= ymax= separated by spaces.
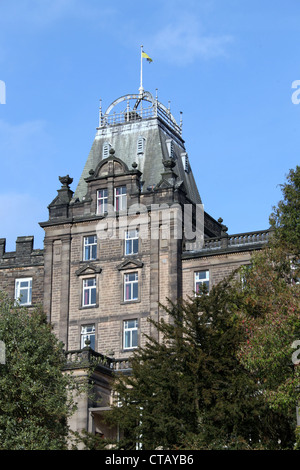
xmin=98 ymin=91 xmax=182 ymax=137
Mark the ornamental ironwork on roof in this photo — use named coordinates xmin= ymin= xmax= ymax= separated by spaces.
xmin=98 ymin=90 xmax=183 ymax=137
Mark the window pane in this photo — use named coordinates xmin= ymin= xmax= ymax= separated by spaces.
xmin=196 ymin=271 xmax=207 ymax=280
xmin=124 ymin=319 xmax=138 ymax=349
xmin=84 ymin=290 xmax=89 ymax=305
xmin=81 ymin=324 xmax=95 ymax=349
xmin=115 ymin=187 xmax=127 ymax=211
xmin=125 ymin=239 xmax=131 ymax=255
xmin=84 ymin=236 xmax=97 ymax=260
xmin=133 ymin=282 xmax=138 ymax=300
xmin=132 ymin=329 xmax=138 ymax=348
xmin=132 ymin=238 xmax=139 ymax=254
xmin=195 ymin=271 xmax=209 ymax=295
xmin=125 ymin=284 xmax=131 ymax=301
xmin=15 ymin=278 xmax=32 ymax=305
xmin=91 ymin=244 xmax=97 ymax=259
xmin=97 ymin=189 xmax=108 ymax=214
xmin=124 ymin=331 xmax=130 ymax=349
xmin=19 ymin=289 xmax=29 ymax=304
xmin=91 ymin=287 xmax=96 ymax=305
xmin=83 ymin=278 xmax=96 ymax=306
xmin=127 ymin=319 xmax=137 ymax=329
xmin=89 ymin=335 xmax=95 ymax=350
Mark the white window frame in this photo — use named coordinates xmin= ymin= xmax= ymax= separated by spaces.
xmin=195 ymin=270 xmax=209 ymax=295
xmin=81 ymin=324 xmax=96 ymax=350
xmin=124 ymin=272 xmax=138 ymax=301
xmin=82 ymin=278 xmax=97 ymax=307
xmin=97 ymin=188 xmax=108 ymax=214
xmin=123 ymin=319 xmax=138 ymax=350
xmin=83 ymin=235 xmax=97 ymax=261
xmin=15 ymin=278 xmax=32 ymax=306
xmin=125 ymin=229 xmax=139 ymax=255
xmin=115 ymin=186 xmax=127 ymax=211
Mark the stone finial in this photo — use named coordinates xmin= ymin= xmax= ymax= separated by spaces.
xmin=163 ymin=158 xmax=176 ymax=169
xmin=59 ymin=175 xmax=73 ymax=188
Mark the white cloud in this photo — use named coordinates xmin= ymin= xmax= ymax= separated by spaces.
xmin=151 ymin=15 xmax=233 ymax=66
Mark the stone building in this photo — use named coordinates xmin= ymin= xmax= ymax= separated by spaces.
xmin=0 ymin=89 xmax=270 ymax=438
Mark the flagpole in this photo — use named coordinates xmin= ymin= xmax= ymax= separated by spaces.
xmin=139 ymin=45 xmax=144 ymax=95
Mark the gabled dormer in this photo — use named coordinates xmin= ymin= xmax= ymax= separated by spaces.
xmin=81 ymin=148 xmax=142 ymax=216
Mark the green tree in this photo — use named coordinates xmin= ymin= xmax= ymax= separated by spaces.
xmin=237 ymin=249 xmax=300 ymax=448
xmin=108 ymin=278 xmax=272 ymax=450
xmin=108 ymin=165 xmax=300 ymax=450
xmin=237 ymin=165 xmax=300 ymax=448
xmin=0 ymin=292 xmax=80 ymax=450
xmin=269 ymin=165 xmax=300 ymax=255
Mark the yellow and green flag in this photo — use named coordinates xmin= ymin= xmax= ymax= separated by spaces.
xmin=142 ymin=51 xmax=153 ymax=63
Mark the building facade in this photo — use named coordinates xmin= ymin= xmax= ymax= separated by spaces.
xmin=0 ymin=89 xmax=270 ymax=438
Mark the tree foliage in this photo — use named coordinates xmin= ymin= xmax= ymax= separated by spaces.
xmin=269 ymin=165 xmax=300 ymax=255
xmin=237 ymin=165 xmax=300 ymax=448
xmin=0 ymin=293 xmax=80 ymax=450
xmin=106 ymin=165 xmax=300 ymax=450
xmin=237 ymin=249 xmax=300 ymax=447
xmin=108 ymin=278 xmax=280 ymax=450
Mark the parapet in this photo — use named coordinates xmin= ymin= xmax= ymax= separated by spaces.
xmin=0 ymin=236 xmax=44 ymax=268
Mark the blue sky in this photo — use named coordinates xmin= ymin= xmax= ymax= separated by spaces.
xmin=0 ymin=0 xmax=299 ymax=250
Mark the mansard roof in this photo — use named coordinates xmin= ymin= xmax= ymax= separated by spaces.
xmin=73 ymin=90 xmax=201 ymax=205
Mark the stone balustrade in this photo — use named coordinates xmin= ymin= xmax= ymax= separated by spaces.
xmin=64 ymin=347 xmax=131 ymax=372
xmin=185 ymin=229 xmax=271 ymax=254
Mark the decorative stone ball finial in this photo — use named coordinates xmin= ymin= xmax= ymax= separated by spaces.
xmin=162 ymin=158 xmax=176 ymax=169
xmin=59 ymin=175 xmax=73 ymax=188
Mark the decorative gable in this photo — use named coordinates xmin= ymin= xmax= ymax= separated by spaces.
xmin=117 ymin=259 xmax=143 ymax=271
xmin=85 ymin=148 xmax=131 ymax=181
xmin=75 ymin=264 xmax=102 ymax=276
